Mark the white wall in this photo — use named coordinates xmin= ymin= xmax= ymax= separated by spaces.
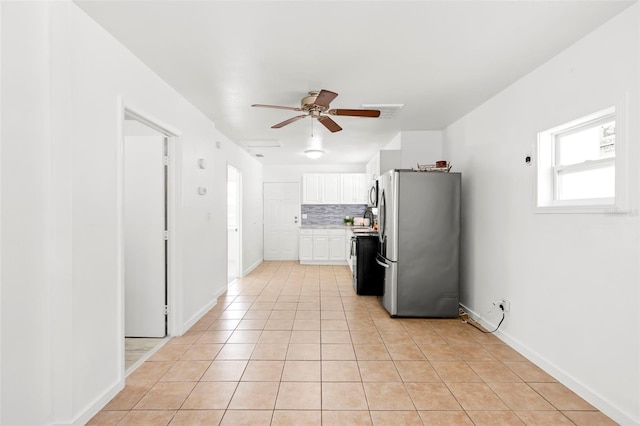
xmin=384 ymin=132 xmax=402 ymax=150
xmin=381 ymin=130 xmax=444 ymax=168
xmin=444 ymin=4 xmax=639 ymax=425
xmin=1 ymin=3 xmax=53 ymax=424
xmin=398 ymin=130 xmax=443 ymax=168
xmin=0 ymin=2 xmax=263 ymax=424
xmin=216 ymin=138 xmax=264 ymax=276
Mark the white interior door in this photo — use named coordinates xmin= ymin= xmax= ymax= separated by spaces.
xmin=227 ymin=165 xmax=241 ymax=283
xmin=124 ymin=135 xmax=166 ymax=337
xmin=264 ymin=182 xmax=300 ymax=260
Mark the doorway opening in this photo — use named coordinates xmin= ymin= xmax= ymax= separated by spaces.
xmin=227 ymin=165 xmax=241 ymax=284
xmin=121 ymin=108 xmax=179 ymax=374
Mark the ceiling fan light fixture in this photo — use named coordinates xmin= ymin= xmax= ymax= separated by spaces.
xmin=304 ymin=148 xmax=324 ymax=159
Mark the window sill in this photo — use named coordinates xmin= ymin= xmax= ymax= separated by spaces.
xmin=535 ymin=199 xmax=627 ymax=214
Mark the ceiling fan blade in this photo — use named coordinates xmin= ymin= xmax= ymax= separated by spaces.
xmin=328 ymin=108 xmax=381 ymax=117
xmin=252 ymin=103 xmax=302 ymax=112
xmin=271 ymin=115 xmax=307 ymax=129
xmin=313 ymin=89 xmax=339 ymax=108
xmin=317 ymin=116 xmax=342 ymax=133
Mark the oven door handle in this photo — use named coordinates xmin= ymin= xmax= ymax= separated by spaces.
xmin=375 ymin=254 xmax=390 ymax=269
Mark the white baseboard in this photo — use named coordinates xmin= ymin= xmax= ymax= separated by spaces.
xmin=182 ymin=294 xmax=221 ymax=333
xmin=459 ymin=303 xmax=639 ymax=426
xmin=299 ymin=260 xmax=348 ymax=265
xmin=243 ymin=258 xmax=262 ymax=276
xmin=62 ymin=378 xmax=124 ymax=426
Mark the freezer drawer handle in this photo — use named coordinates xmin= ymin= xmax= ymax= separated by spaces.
xmin=375 ymin=255 xmax=390 ymax=269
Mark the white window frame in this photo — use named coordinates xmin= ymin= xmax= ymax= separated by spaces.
xmin=535 ymin=98 xmax=629 ymax=214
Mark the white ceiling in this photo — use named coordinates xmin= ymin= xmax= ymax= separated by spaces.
xmin=75 ymin=0 xmax=634 ymax=165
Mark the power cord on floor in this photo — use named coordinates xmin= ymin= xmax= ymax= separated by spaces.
xmin=459 ymin=306 xmax=506 ymax=334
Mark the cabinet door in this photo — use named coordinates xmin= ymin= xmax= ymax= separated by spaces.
xmin=313 ymin=236 xmax=330 ymax=260
xmin=355 ymin=174 xmax=368 ymax=204
xmin=299 ymin=235 xmax=313 ymax=261
xmin=322 ymin=174 xmax=340 ymax=204
xmin=340 ymin=174 xmax=355 ymax=204
xmin=302 ymin=174 xmax=323 ymax=204
xmin=329 ymin=236 xmax=346 ymax=261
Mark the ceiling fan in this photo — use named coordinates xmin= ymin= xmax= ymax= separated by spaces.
xmin=251 ymin=89 xmax=380 ymax=133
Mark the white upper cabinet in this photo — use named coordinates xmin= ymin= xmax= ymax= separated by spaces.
xmin=340 ymin=173 xmax=368 ymax=204
xmin=322 ymin=174 xmax=341 ymax=204
xmin=302 ymin=173 xmax=367 ymax=204
xmin=302 ymin=174 xmax=323 ymax=204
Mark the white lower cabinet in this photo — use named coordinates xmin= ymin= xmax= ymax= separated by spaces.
xmin=329 ymin=235 xmax=345 ymax=261
xmin=299 ymin=228 xmax=346 ymax=265
xmin=299 ymin=230 xmax=313 ymax=262
xmin=313 ymin=235 xmax=330 ymax=261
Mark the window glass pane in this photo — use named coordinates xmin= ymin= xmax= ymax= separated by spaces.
xmin=555 ymin=120 xmax=615 ymax=166
xmin=557 ymin=165 xmax=615 ymax=200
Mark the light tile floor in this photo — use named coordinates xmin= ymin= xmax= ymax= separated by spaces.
xmin=125 ymin=338 xmax=166 ymax=371
xmin=89 ymin=261 xmax=616 ymax=425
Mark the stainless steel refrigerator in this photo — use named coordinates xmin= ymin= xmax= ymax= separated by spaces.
xmin=376 ymin=170 xmax=461 ymax=317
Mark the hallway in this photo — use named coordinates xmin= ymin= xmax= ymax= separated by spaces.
xmin=89 ymin=261 xmax=614 ymax=425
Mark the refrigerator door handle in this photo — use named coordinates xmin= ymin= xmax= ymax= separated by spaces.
xmin=375 ymin=254 xmax=390 ymax=269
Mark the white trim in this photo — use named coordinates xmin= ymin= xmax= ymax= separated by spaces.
xmin=61 ymin=378 xmax=125 ymax=426
xmin=460 ymin=303 xmax=638 ymax=426
xmin=544 ymin=106 xmax=616 ymax=136
xmin=181 ymin=292 xmax=223 ymax=333
xmin=243 ymin=258 xmax=263 ymax=277
xmin=124 ymin=106 xmax=181 ymax=138
xmin=118 ymin=103 xmax=184 ymax=352
xmin=226 ymin=164 xmax=242 ymax=284
xmin=535 ymin=102 xmax=628 ymax=214
xmin=0 ymin=1 xmax=3 ymax=420
xmin=166 ymin=136 xmax=183 ymax=337
xmin=299 ymin=260 xmax=348 ymax=266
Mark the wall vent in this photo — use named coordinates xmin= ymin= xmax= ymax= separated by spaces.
xmin=361 ymin=104 xmax=404 ymax=119
xmin=245 ymin=139 xmax=281 ymax=148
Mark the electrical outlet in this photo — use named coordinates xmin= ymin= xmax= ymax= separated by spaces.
xmin=498 ymin=299 xmax=510 ymax=312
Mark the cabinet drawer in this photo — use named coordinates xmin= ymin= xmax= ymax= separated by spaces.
xmin=300 ymin=229 xmax=313 ymax=235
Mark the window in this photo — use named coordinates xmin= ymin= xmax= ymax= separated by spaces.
xmin=536 ymin=106 xmax=624 ymax=213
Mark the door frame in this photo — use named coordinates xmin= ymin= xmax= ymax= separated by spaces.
xmin=117 ymin=99 xmax=183 ymax=378
xmin=227 ymin=164 xmax=242 ymax=282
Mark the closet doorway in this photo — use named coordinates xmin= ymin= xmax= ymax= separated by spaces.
xmin=227 ymin=165 xmax=241 ymax=284
xmin=122 ymin=111 xmax=178 ymax=372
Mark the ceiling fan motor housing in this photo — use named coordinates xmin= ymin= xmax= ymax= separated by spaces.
xmin=301 ymin=91 xmax=328 ymax=113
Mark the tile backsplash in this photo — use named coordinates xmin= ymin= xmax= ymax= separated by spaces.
xmin=301 ymin=204 xmax=368 ymax=226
